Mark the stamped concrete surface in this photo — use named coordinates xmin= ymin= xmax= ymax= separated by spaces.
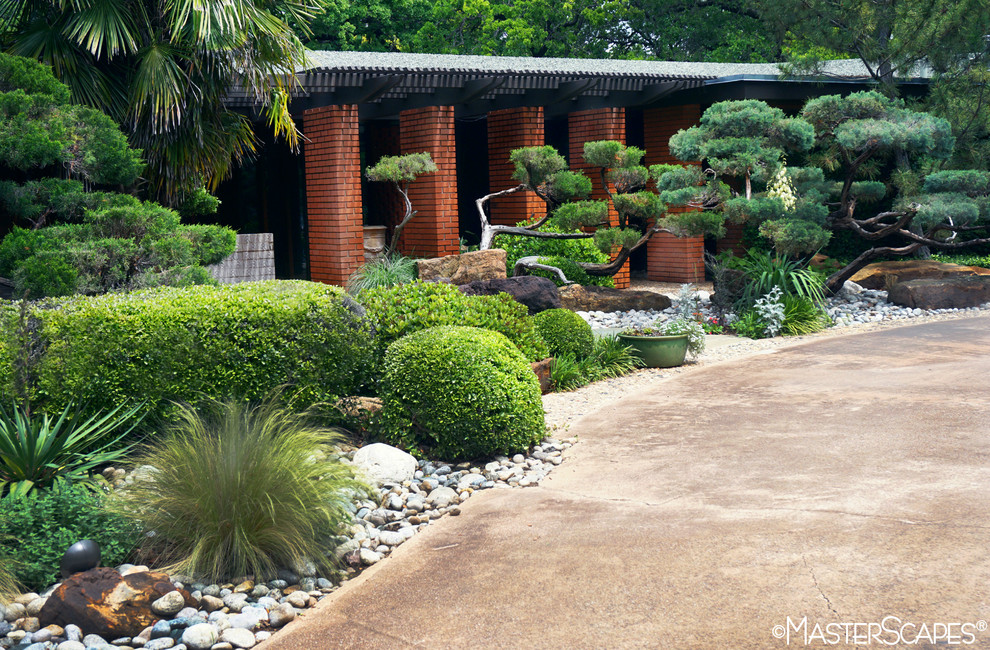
xmin=263 ymin=317 xmax=990 ymax=649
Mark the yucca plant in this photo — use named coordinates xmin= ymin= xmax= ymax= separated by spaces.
xmin=734 ymin=250 xmax=827 ymax=307
xmin=0 ymin=402 xmax=144 ymax=497
xmin=111 ymin=398 xmax=370 ymax=582
xmin=346 ymin=253 xmax=418 ymax=296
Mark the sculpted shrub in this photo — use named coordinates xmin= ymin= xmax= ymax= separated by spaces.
xmin=378 ymin=326 xmax=545 ymax=460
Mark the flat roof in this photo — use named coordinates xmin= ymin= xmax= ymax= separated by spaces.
xmin=226 ymin=51 xmax=925 ymax=120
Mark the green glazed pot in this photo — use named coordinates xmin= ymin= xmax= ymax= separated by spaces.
xmin=617 ymin=333 xmax=689 ymax=368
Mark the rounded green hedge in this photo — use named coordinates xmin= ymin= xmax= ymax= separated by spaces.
xmin=0 ymin=281 xmax=373 ymax=419
xmin=534 ymin=308 xmax=594 ymax=359
xmin=361 ymin=280 xmax=548 ymax=362
xmin=378 ymin=326 xmax=545 ymax=460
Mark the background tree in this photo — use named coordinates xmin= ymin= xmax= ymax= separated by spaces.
xmin=589 ymin=0 xmax=785 ymax=61
xmin=767 ymin=0 xmax=990 ymax=168
xmin=305 ymin=0 xmax=431 ymax=51
xmin=0 ymin=0 xmax=324 ymax=204
xmin=0 ymin=54 xmax=236 ymax=298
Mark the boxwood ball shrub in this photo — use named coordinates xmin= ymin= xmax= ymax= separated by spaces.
xmin=378 ymin=326 xmax=545 ymax=460
xmin=534 ymin=308 xmax=594 ymax=359
xmin=0 ymin=281 xmax=373 ymax=420
xmin=361 ymin=280 xmax=548 ymax=362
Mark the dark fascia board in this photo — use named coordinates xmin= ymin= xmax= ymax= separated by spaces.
xmin=648 ymin=77 xmax=929 ymax=107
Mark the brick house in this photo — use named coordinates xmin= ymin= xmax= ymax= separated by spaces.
xmin=220 ymin=53 xmax=919 ymax=287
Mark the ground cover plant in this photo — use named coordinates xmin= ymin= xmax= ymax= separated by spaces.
xmin=496 ymin=214 xmax=614 ymax=287
xmin=377 ymin=326 xmax=545 ymax=459
xmin=0 ymin=281 xmax=373 ymax=421
xmin=111 ymin=398 xmax=369 ymax=582
xmin=0 ymin=484 xmax=141 ymax=591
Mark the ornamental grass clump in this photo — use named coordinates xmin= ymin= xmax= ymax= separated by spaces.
xmin=112 ymin=398 xmax=370 ymax=582
xmin=345 ymin=253 xmax=418 ymax=296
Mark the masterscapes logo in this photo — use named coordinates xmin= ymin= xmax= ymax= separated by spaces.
xmin=771 ymin=616 xmax=988 ymax=646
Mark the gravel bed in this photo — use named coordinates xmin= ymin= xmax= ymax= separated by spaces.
xmin=544 ymin=284 xmax=990 ymax=430
xmin=0 ymin=439 xmax=576 ymax=650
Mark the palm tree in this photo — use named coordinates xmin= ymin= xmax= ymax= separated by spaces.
xmin=0 ymin=0 xmax=323 ymax=203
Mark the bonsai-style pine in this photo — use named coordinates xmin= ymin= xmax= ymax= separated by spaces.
xmin=476 ymin=142 xmax=725 ymax=281
xmin=364 ymin=152 xmax=438 ymax=255
xmin=660 ymin=94 xmax=990 ymax=293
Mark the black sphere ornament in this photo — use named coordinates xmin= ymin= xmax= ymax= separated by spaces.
xmin=60 ymin=539 xmax=102 ymax=578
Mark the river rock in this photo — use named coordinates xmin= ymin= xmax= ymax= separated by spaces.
xmin=352 ymin=443 xmax=417 ymax=485
xmin=38 ymin=568 xmax=195 ymax=639
xmin=558 ymin=284 xmax=672 ymax=312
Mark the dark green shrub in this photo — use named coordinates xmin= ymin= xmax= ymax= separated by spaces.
xmin=495 ymin=215 xmax=614 ymax=288
xmin=1 ymin=281 xmax=374 ymax=421
xmin=112 ymin=398 xmax=370 ymax=582
xmin=0 ymin=204 xmax=236 ymax=298
xmin=378 ymin=326 xmax=545 ymax=460
xmin=0 ymin=485 xmax=142 ymax=591
xmin=361 ymin=280 xmax=548 ymax=362
xmin=534 ymin=308 xmax=594 ymax=358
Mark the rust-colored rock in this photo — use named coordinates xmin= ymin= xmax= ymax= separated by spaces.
xmin=850 ymin=260 xmax=980 ymax=290
xmin=887 ymin=276 xmax=990 ymax=309
xmin=38 ymin=568 xmax=196 ymax=639
xmin=417 ymin=249 xmax=507 ymax=284
xmin=558 ymin=285 xmax=672 ymax=312
xmin=530 ymin=358 xmax=553 ymax=394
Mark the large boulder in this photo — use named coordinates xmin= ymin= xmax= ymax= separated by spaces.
xmin=352 ymin=443 xmax=417 ymax=485
xmin=458 ymin=276 xmax=561 ymax=314
xmin=850 ymin=260 xmax=988 ymax=290
xmin=888 ymin=276 xmax=990 ymax=310
xmin=416 ymin=249 xmax=507 ymax=284
xmin=558 ymin=285 xmax=672 ymax=312
xmin=38 ymin=568 xmax=195 ymax=639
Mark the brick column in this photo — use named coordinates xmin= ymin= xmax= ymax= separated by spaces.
xmin=398 ymin=106 xmax=459 ymax=258
xmin=717 ymin=222 xmax=747 ymax=256
xmin=644 ymin=105 xmax=706 ymax=283
xmin=302 ymin=105 xmax=363 ymax=286
xmin=488 ymin=107 xmax=545 ymax=226
xmin=568 ymin=108 xmax=630 ymax=289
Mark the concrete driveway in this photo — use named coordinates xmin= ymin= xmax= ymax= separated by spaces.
xmin=263 ymin=316 xmax=990 ymax=649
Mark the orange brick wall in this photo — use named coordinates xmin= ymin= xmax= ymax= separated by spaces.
xmin=398 ymin=106 xmax=459 ymax=258
xmin=488 ymin=107 xmax=545 ymax=226
xmin=302 ymin=105 xmax=364 ymax=286
xmin=643 ymin=105 xmax=706 ymax=283
xmin=568 ymin=108 xmax=630 ymax=289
